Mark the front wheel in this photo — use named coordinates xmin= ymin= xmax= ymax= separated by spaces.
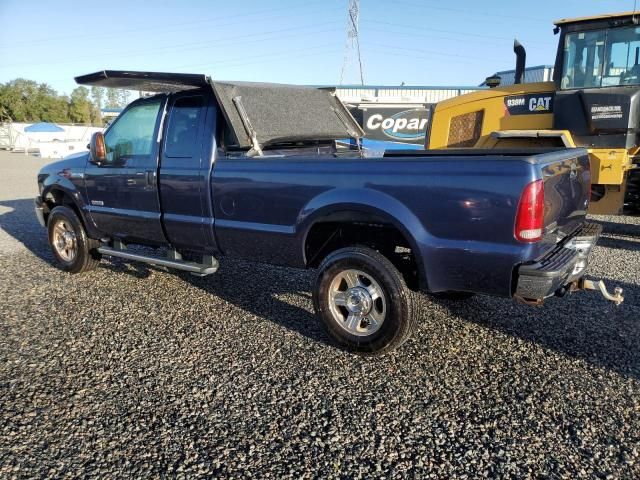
xmin=313 ymin=246 xmax=418 ymax=354
xmin=47 ymin=206 xmax=101 ymax=273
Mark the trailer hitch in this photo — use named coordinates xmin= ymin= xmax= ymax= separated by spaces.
xmin=576 ymin=278 xmax=625 ymax=305
xmin=518 ymin=279 xmax=624 ymax=307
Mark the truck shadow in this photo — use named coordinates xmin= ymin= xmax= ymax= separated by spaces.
xmin=590 ymin=219 xmax=640 ymax=250
xmin=591 ymin=219 xmax=639 ymax=237
xmin=175 ymin=260 xmax=331 ymax=347
xmin=594 ymin=235 xmax=640 ymax=251
xmin=2 ymin=197 xmax=637 ymax=373
xmin=101 ymin=256 xmax=332 ymax=346
xmin=0 ymin=198 xmax=53 ymax=261
xmin=432 ymin=278 xmax=640 ymax=380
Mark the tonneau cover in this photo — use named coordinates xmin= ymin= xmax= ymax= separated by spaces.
xmin=211 ymin=80 xmax=363 ymax=149
xmin=75 ymin=70 xmax=210 ymax=93
xmin=75 ymin=70 xmax=364 ymax=149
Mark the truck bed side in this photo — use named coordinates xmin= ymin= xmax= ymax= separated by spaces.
xmin=210 ymin=148 xmax=590 ymax=297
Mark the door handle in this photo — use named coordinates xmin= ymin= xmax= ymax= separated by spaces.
xmin=127 ymin=171 xmax=146 ymax=186
xmin=146 ymin=170 xmax=155 ymax=186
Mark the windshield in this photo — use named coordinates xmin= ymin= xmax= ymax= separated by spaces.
xmin=561 ymin=26 xmax=640 ymax=89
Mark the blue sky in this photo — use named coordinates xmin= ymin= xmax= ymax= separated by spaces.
xmin=0 ymin=0 xmax=632 ymax=95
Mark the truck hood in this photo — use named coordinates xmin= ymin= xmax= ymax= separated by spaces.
xmin=39 ymin=151 xmax=88 ymax=174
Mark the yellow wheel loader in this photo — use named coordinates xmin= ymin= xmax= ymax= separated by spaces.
xmin=426 ymin=11 xmax=640 ymax=215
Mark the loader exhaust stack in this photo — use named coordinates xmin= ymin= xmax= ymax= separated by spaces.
xmin=514 ymin=39 xmax=526 ymax=84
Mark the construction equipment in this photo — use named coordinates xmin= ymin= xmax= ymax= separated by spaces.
xmin=426 ymin=11 xmax=640 ymax=215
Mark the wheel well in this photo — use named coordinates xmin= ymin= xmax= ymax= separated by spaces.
xmin=305 ymin=212 xmax=422 ymax=291
xmin=43 ymin=189 xmax=84 ymax=227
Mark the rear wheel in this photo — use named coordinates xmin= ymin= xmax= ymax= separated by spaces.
xmin=47 ymin=206 xmax=101 ymax=273
xmin=313 ymin=246 xmax=418 ymax=354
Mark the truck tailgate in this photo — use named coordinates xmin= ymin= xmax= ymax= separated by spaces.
xmin=537 ymin=149 xmax=591 ymax=238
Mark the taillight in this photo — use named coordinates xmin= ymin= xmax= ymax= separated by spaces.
xmin=515 ymin=179 xmax=544 ymax=243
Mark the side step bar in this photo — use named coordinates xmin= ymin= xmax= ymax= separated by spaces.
xmin=97 ymin=244 xmax=219 ymax=276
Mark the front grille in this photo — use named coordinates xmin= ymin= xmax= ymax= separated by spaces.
xmin=447 ymin=110 xmax=484 ymax=147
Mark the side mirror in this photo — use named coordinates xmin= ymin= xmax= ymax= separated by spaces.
xmin=89 ymin=132 xmax=107 ymax=164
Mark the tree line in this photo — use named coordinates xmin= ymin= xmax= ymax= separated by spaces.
xmin=0 ymin=79 xmax=132 ymax=126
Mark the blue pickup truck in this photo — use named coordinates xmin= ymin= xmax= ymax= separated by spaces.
xmin=34 ymin=71 xmax=623 ymax=354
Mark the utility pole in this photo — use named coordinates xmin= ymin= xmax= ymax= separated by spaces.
xmin=340 ymin=0 xmax=364 ymax=85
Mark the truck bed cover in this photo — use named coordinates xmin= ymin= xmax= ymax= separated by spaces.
xmin=75 ymin=70 xmax=363 ymax=149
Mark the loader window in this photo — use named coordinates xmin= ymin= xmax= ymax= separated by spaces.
xmin=561 ymin=26 xmax=640 ymax=89
xmin=561 ymin=30 xmax=605 ymax=89
xmin=605 ymin=26 xmax=640 ymax=86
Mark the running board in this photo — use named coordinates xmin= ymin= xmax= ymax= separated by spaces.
xmin=97 ymin=246 xmax=219 ymax=276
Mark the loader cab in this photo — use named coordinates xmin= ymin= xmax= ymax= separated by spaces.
xmin=552 ymin=12 xmax=640 ymax=149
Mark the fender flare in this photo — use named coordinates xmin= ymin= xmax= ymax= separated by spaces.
xmin=297 ymin=188 xmax=432 ymax=290
xmin=41 ymin=176 xmax=99 ymax=238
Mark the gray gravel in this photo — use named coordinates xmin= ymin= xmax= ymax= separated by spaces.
xmin=1 ymin=151 xmax=639 ymax=478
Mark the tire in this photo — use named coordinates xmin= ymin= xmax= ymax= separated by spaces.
xmin=313 ymin=246 xmax=419 ymax=354
xmin=431 ymin=291 xmax=475 ymax=301
xmin=47 ymin=205 xmax=101 ymax=273
xmin=625 ymin=167 xmax=640 ymax=213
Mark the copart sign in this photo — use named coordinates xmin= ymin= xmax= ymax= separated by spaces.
xmin=362 ymin=107 xmax=430 ymax=144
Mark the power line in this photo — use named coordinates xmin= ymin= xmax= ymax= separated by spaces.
xmin=42 ymin=47 xmax=344 ymax=87
xmin=389 ymin=0 xmax=549 ymax=23
xmin=364 ymin=26 xmax=551 ymax=51
xmin=170 ymin=45 xmax=343 ymax=72
xmin=366 ymin=42 xmax=501 ymax=64
xmin=362 ymin=20 xmax=555 ymax=46
xmin=3 ymin=0 xmax=332 ymax=48
xmin=0 ymin=23 xmax=343 ymax=69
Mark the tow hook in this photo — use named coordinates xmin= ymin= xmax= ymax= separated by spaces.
xmin=576 ymin=278 xmax=625 ymax=305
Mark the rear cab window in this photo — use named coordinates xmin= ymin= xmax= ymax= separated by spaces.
xmin=164 ymin=96 xmax=204 ymax=158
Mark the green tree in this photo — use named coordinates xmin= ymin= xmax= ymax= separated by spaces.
xmin=105 ymin=88 xmax=120 ymax=108
xmin=0 ymin=78 xmax=38 ymax=121
xmin=0 ymin=78 xmax=119 ymax=125
xmin=90 ymin=86 xmax=105 ymax=109
xmin=119 ymin=89 xmax=131 ymax=107
xmin=89 ymin=86 xmax=104 ymax=125
xmin=68 ymin=86 xmax=92 ymax=124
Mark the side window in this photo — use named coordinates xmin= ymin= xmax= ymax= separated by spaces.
xmin=164 ymin=96 xmax=204 ymax=158
xmin=104 ymin=100 xmax=162 ymax=163
xmin=605 ymin=26 xmax=640 ymax=86
xmin=561 ymin=30 xmax=605 ymax=89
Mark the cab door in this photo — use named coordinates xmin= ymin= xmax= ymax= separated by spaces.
xmin=84 ymin=96 xmax=167 ymax=245
xmin=158 ymin=89 xmax=217 ymax=251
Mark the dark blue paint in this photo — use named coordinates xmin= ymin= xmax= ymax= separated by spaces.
xmin=84 ymin=95 xmax=168 ymax=245
xmin=36 ymin=94 xmax=590 ymax=299
xmin=159 ymin=90 xmax=218 ymax=252
xmin=210 ymin=152 xmax=586 ymax=296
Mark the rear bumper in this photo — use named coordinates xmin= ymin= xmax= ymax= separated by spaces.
xmin=515 ymin=222 xmax=602 ymax=302
xmin=34 ymin=196 xmax=46 ymax=227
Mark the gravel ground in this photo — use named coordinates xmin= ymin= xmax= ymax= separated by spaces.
xmin=1 ymin=151 xmax=639 ymax=478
